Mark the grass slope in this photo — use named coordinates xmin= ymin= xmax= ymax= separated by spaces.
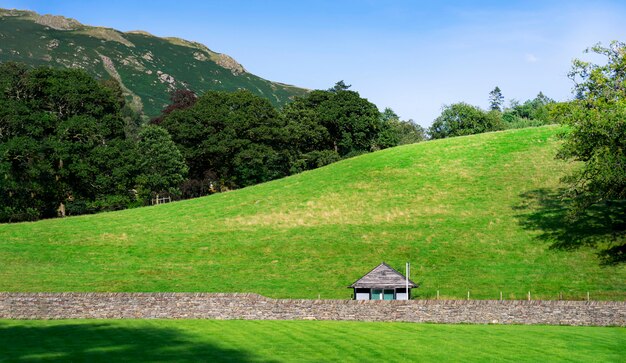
xmin=0 ymin=320 xmax=624 ymax=362
xmin=0 ymin=9 xmax=308 ymax=116
xmin=1 ymin=126 xmax=625 ymax=299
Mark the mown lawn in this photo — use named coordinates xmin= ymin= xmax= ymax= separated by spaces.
xmin=1 ymin=126 xmax=625 ymax=299
xmin=0 ymin=320 xmax=624 ymax=362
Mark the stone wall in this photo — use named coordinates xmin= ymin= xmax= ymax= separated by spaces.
xmin=1 ymin=293 xmax=624 ymax=326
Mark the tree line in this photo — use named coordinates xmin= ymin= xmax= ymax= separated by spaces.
xmin=427 ymin=88 xmax=555 ymax=140
xmin=154 ymin=81 xmax=424 ymax=198
xmin=0 ymin=65 xmax=422 ymax=222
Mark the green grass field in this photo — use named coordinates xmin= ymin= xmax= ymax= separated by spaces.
xmin=0 ymin=320 xmax=623 ymax=362
xmin=1 ymin=126 xmax=625 ymax=299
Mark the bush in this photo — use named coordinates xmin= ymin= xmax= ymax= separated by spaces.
xmin=428 ymin=103 xmax=503 ymax=139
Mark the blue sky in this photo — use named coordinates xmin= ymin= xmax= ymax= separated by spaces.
xmin=2 ymin=0 xmax=625 ymax=126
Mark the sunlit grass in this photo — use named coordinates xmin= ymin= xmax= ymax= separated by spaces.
xmin=1 ymin=126 xmax=624 ymax=299
xmin=0 ymin=320 xmax=624 ymax=362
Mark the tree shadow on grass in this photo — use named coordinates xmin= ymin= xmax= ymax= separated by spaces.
xmin=0 ymin=321 xmax=273 ymax=363
xmin=514 ymin=188 xmax=626 ymax=265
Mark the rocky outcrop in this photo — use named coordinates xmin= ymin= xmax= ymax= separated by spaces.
xmin=33 ymin=14 xmax=82 ymax=30
xmin=164 ymin=37 xmax=246 ymax=75
xmin=98 ymin=53 xmax=143 ymax=112
xmin=79 ymin=27 xmax=134 ymax=47
xmin=214 ymin=53 xmax=246 ymax=75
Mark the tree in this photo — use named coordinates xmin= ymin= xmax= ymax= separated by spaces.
xmin=160 ymin=90 xmax=287 ymax=189
xmin=428 ymin=102 xmax=503 ymax=139
xmin=500 ymin=92 xmax=555 ymax=129
xmin=282 ymin=85 xmax=383 ymax=172
xmin=328 ymin=80 xmax=351 ymax=92
xmin=150 ymin=88 xmax=197 ymax=125
xmin=489 ymin=86 xmax=504 ymax=111
xmin=318 ymin=89 xmax=382 ymax=155
xmin=376 ymin=108 xmax=425 ymax=148
xmin=0 ymin=63 xmax=190 ymax=222
xmin=0 ymin=63 xmax=135 ymax=221
xmin=394 ymin=119 xmax=426 ymax=145
xmin=135 ymin=126 xmax=188 ymax=202
xmin=154 ymin=82 xmax=395 ymax=194
xmin=100 ymin=78 xmax=143 ymax=138
xmin=551 ymin=41 xmax=626 ymax=264
xmin=0 ymin=63 xmax=55 ymax=221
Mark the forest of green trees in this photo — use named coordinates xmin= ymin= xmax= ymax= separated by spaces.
xmin=0 ymin=66 xmax=422 ymax=222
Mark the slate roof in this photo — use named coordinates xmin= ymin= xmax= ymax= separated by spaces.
xmin=349 ymin=262 xmax=418 ymax=289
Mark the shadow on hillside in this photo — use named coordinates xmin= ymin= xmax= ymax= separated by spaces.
xmin=514 ymin=188 xmax=626 ymax=265
xmin=0 ymin=322 xmax=271 ymax=363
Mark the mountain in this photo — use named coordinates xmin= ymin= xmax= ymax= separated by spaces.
xmin=0 ymin=8 xmax=308 ymax=118
xmin=1 ymin=126 xmax=624 ymax=300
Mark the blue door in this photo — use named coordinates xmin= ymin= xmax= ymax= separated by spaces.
xmin=371 ymin=289 xmax=382 ymax=300
xmin=383 ymin=289 xmax=395 ymax=300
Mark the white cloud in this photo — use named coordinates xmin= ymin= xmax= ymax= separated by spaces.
xmin=525 ymin=53 xmax=539 ymax=63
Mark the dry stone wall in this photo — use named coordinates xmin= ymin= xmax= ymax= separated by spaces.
xmin=0 ymin=293 xmax=624 ymax=326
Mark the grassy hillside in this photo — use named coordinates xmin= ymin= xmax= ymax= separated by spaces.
xmin=1 ymin=320 xmax=624 ymax=362
xmin=0 ymin=9 xmax=308 ymax=117
xmin=1 ymin=126 xmax=624 ymax=299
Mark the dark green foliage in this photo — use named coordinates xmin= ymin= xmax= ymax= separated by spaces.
xmin=328 ymin=80 xmax=351 ymax=92
xmin=288 ymin=150 xmax=342 ymax=173
xmin=489 ymin=86 xmax=504 ymax=111
xmin=0 ymin=63 xmax=189 ymax=221
xmin=551 ymin=41 xmax=626 ymax=264
xmin=377 ymin=108 xmax=425 ymax=147
xmin=0 ymin=63 xmax=130 ymax=221
xmin=428 ymin=102 xmax=503 ymax=139
xmin=158 ymin=83 xmax=402 ymax=194
xmin=502 ymin=92 xmax=554 ymax=129
xmin=160 ymin=90 xmax=288 ymax=189
xmin=135 ymin=125 xmax=188 ymax=201
xmin=150 ymin=89 xmax=197 ymax=125
xmin=101 ymin=78 xmax=143 ymax=138
xmin=0 ymin=67 xmax=409 ymax=221
xmin=428 ymin=90 xmax=554 ymax=138
xmin=283 ymin=84 xmax=384 ymax=162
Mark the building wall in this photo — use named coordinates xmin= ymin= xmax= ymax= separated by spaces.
xmin=355 ymin=292 xmax=370 ymax=300
xmin=0 ymin=293 xmax=624 ymax=326
xmin=395 ymin=292 xmax=409 ymax=300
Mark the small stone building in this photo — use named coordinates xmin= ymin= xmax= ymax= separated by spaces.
xmin=349 ymin=262 xmax=417 ymax=300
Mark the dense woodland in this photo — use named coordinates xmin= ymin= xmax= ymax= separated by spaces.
xmin=0 ymin=66 xmax=423 ymax=222
xmin=1 ymin=40 xmax=624 ymax=265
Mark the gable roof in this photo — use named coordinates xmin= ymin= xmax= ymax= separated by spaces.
xmin=349 ymin=262 xmax=418 ymax=289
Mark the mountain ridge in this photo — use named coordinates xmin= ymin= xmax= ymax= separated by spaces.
xmin=0 ymin=8 xmax=308 ymax=118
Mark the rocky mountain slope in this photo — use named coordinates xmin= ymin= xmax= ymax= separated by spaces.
xmin=0 ymin=8 xmax=308 ymax=117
